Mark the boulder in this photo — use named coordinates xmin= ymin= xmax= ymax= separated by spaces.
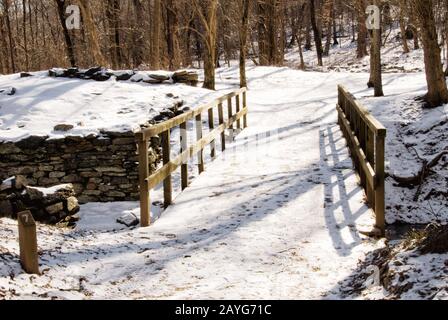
xmin=54 ymin=124 xmax=74 ymax=132
xmin=117 ymin=212 xmax=139 ymax=227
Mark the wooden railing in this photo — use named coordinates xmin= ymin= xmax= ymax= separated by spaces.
xmin=135 ymin=88 xmax=248 ymax=227
xmin=336 ymin=85 xmax=386 ymax=235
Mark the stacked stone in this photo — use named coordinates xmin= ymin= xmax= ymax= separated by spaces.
xmin=0 ymin=176 xmax=80 ymax=226
xmin=0 ymin=131 xmax=161 ymax=204
xmin=48 ymin=67 xmax=199 ymax=86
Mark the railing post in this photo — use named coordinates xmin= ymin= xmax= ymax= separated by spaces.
xmin=208 ymin=108 xmax=216 ymax=159
xmin=243 ymin=90 xmax=248 ymax=128
xmin=227 ymin=97 xmax=234 ymax=141
xmin=375 ymin=131 xmax=386 ymax=235
xmin=196 ymin=113 xmax=205 ymax=173
xmin=136 ymin=134 xmax=150 ymax=227
xmin=218 ymin=103 xmax=226 ymax=151
xmin=18 ymin=211 xmax=39 ymax=274
xmin=180 ymin=122 xmax=189 ymax=190
xmin=236 ymin=95 xmax=241 ymax=129
xmin=366 ymin=129 xmax=375 ymax=209
xmin=161 ymin=130 xmax=172 ymax=208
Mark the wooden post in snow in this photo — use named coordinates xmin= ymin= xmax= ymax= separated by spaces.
xmin=18 ymin=211 xmax=39 ymax=274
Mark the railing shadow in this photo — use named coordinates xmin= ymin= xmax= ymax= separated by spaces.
xmin=319 ymin=124 xmax=372 ymax=257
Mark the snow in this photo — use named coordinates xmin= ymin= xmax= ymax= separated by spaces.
xmin=26 ymin=184 xmax=74 ymax=197
xmin=0 ymin=71 xmax=222 ymax=142
xmin=1 ymin=38 xmax=447 ymax=298
xmin=285 ymin=28 xmax=426 ymax=73
xmin=0 ymin=67 xmax=388 ymax=299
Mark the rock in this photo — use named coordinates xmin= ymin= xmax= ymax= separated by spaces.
xmin=45 ymin=202 xmax=64 ymax=215
xmin=20 ymin=72 xmax=33 ymax=78
xmin=0 ymin=200 xmax=14 ymax=218
xmin=116 ymin=212 xmax=139 ymax=227
xmin=49 ymin=171 xmax=66 ymax=178
xmin=15 ymin=135 xmax=48 ymax=149
xmin=114 ymin=71 xmax=135 ymax=81
xmin=143 ymin=78 xmax=163 ymax=84
xmin=160 ymin=109 xmax=175 ymax=118
xmin=13 ymin=175 xmax=28 ymax=189
xmin=84 ymin=66 xmax=103 ymax=77
xmin=54 ymin=124 xmax=74 ymax=132
xmin=25 ymin=186 xmax=45 ymax=201
xmin=148 ymin=73 xmax=171 ymax=82
xmin=107 ymin=191 xmax=126 ymax=197
xmin=0 ymin=87 xmax=17 ymax=95
xmin=65 ymin=196 xmax=79 ymax=213
xmin=65 ymin=67 xmax=79 ymax=77
xmin=95 ymin=167 xmax=126 ymax=173
xmin=112 ymin=138 xmax=135 ymax=145
xmin=92 ymin=73 xmax=112 ymax=82
xmin=0 ymin=177 xmax=13 ymax=192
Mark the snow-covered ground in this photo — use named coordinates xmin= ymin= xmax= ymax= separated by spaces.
xmin=0 ymin=71 xmax=222 ymax=142
xmin=1 ymin=67 xmax=389 ymax=299
xmin=285 ymin=29 xmax=426 ymax=73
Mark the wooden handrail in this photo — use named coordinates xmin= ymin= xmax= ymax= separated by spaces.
xmin=337 ymin=85 xmax=386 ymax=236
xmin=136 ymin=87 xmax=247 ymax=140
xmin=136 ymin=88 xmax=248 ymax=226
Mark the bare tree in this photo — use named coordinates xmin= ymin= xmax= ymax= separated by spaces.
xmin=239 ymin=0 xmax=250 ymax=88
xmin=193 ymin=0 xmax=218 ymax=90
xmin=412 ymin=0 xmax=448 ymax=107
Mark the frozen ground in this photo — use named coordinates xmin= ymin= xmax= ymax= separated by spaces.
xmin=0 ymin=71 xmax=222 ymax=142
xmin=0 ymin=67 xmax=388 ymax=299
xmin=0 ymin=66 xmax=446 ymax=300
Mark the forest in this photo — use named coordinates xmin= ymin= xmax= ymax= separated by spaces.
xmin=1 ymin=0 xmax=448 ymax=302
xmin=0 ymin=0 xmax=447 ymax=104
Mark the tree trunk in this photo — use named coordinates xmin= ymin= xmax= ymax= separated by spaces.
xmin=194 ymin=0 xmax=218 ymax=90
xmin=399 ymin=0 xmax=410 ymax=54
xmin=239 ymin=0 xmax=250 ymax=88
xmin=356 ymin=0 xmax=368 ymax=58
xmin=166 ymin=0 xmax=180 ymax=70
xmin=55 ymin=0 xmax=76 ymax=67
xmin=78 ymin=0 xmax=106 ymax=66
xmin=368 ymin=0 xmax=384 ymax=97
xmin=3 ymin=0 xmax=16 ymax=73
xmin=309 ymin=0 xmax=323 ymax=66
xmin=150 ymin=0 xmax=161 ymax=69
xmin=412 ymin=0 xmax=448 ymax=107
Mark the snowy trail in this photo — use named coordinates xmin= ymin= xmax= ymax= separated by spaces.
xmin=1 ymin=67 xmax=406 ymax=299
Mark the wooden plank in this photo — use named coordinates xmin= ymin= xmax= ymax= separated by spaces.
xmin=218 ymin=103 xmax=225 ymax=151
xmin=375 ymin=134 xmax=386 ymax=235
xmin=236 ymin=95 xmax=241 ymax=129
xmin=338 ymin=85 xmax=386 ymax=136
xmin=208 ymin=108 xmax=216 ymax=159
xmin=196 ymin=113 xmax=204 ymax=173
xmin=227 ymin=97 xmax=234 ymax=142
xmin=337 ymin=105 xmax=376 ymax=188
xmin=359 ymin=121 xmax=367 ymax=190
xmin=137 ymin=138 xmax=151 ymax=227
xmin=243 ymin=91 xmax=248 ymax=128
xmin=18 ymin=211 xmax=39 ymax=274
xmin=366 ymin=128 xmax=375 ymax=208
xmin=180 ymin=122 xmax=188 ymax=190
xmin=161 ymin=130 xmax=172 ymax=208
xmin=139 ymin=88 xmax=248 ymax=139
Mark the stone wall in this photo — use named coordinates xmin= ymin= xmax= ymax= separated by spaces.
xmin=0 ymin=131 xmax=161 ymax=203
xmin=0 ymin=177 xmax=80 ymax=226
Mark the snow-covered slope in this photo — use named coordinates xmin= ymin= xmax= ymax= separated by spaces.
xmin=0 ymin=71 xmax=221 ymax=142
xmin=0 ymin=67 xmax=386 ymax=299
